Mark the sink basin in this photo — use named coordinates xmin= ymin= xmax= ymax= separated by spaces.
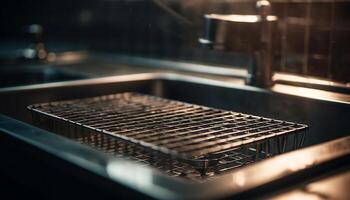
xmin=1 ymin=73 xmax=349 ymax=147
xmin=0 ymin=73 xmax=349 ymax=199
xmin=0 ymin=66 xmax=86 ymax=88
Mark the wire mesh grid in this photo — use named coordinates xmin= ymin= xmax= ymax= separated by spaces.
xmin=28 ymin=92 xmax=307 ymax=181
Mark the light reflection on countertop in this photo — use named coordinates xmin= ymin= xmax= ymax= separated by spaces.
xmin=270 ymin=169 xmax=350 ymax=200
xmin=204 ymin=136 xmax=350 ymax=200
xmin=272 ymin=84 xmax=350 ymax=104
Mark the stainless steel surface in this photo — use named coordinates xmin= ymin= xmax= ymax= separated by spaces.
xmin=0 ymin=71 xmax=347 ymax=154
xmin=1 ymin=72 xmax=349 ymax=144
xmin=269 ymin=167 xmax=350 ymax=200
xmin=0 ymin=65 xmax=86 ymax=88
xmin=11 ymin=51 xmax=348 ymax=93
xmin=0 ymin=72 xmax=349 ymax=199
xmin=273 ymin=73 xmax=350 ymax=94
xmin=28 ymin=92 xmax=306 ymax=180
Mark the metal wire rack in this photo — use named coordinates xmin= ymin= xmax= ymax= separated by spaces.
xmin=28 ymin=92 xmax=307 ymax=181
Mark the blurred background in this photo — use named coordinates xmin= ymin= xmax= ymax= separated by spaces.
xmin=1 ymin=0 xmax=349 ymax=82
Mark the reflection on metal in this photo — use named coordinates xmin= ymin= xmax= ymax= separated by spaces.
xmin=272 ymin=84 xmax=350 ymax=104
xmin=232 ymin=172 xmax=246 ymax=187
xmin=270 ymin=170 xmax=350 ymax=200
xmin=205 ymin=14 xmax=278 ymax=23
xmin=53 ymin=51 xmax=88 ymax=64
xmin=214 ymin=136 xmax=350 ymax=199
xmin=274 ymin=73 xmax=349 ymax=87
xmin=106 ymin=160 xmax=174 ymax=199
xmin=102 ymin=53 xmax=249 ymax=78
xmin=274 ymin=72 xmax=350 ymax=94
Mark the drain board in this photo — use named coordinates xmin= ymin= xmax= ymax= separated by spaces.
xmin=28 ymin=92 xmax=307 ymax=181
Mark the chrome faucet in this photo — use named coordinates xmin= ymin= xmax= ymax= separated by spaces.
xmin=199 ymin=0 xmax=277 ymax=87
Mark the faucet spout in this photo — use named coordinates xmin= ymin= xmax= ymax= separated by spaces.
xmin=199 ymin=0 xmax=277 ymax=87
xmin=250 ymin=0 xmax=274 ymax=87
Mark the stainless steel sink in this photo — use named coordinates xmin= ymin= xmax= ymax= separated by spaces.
xmin=0 ymin=65 xmax=86 ymax=88
xmin=0 ymin=73 xmax=349 ymax=199
xmin=1 ymin=73 xmax=349 ymax=147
